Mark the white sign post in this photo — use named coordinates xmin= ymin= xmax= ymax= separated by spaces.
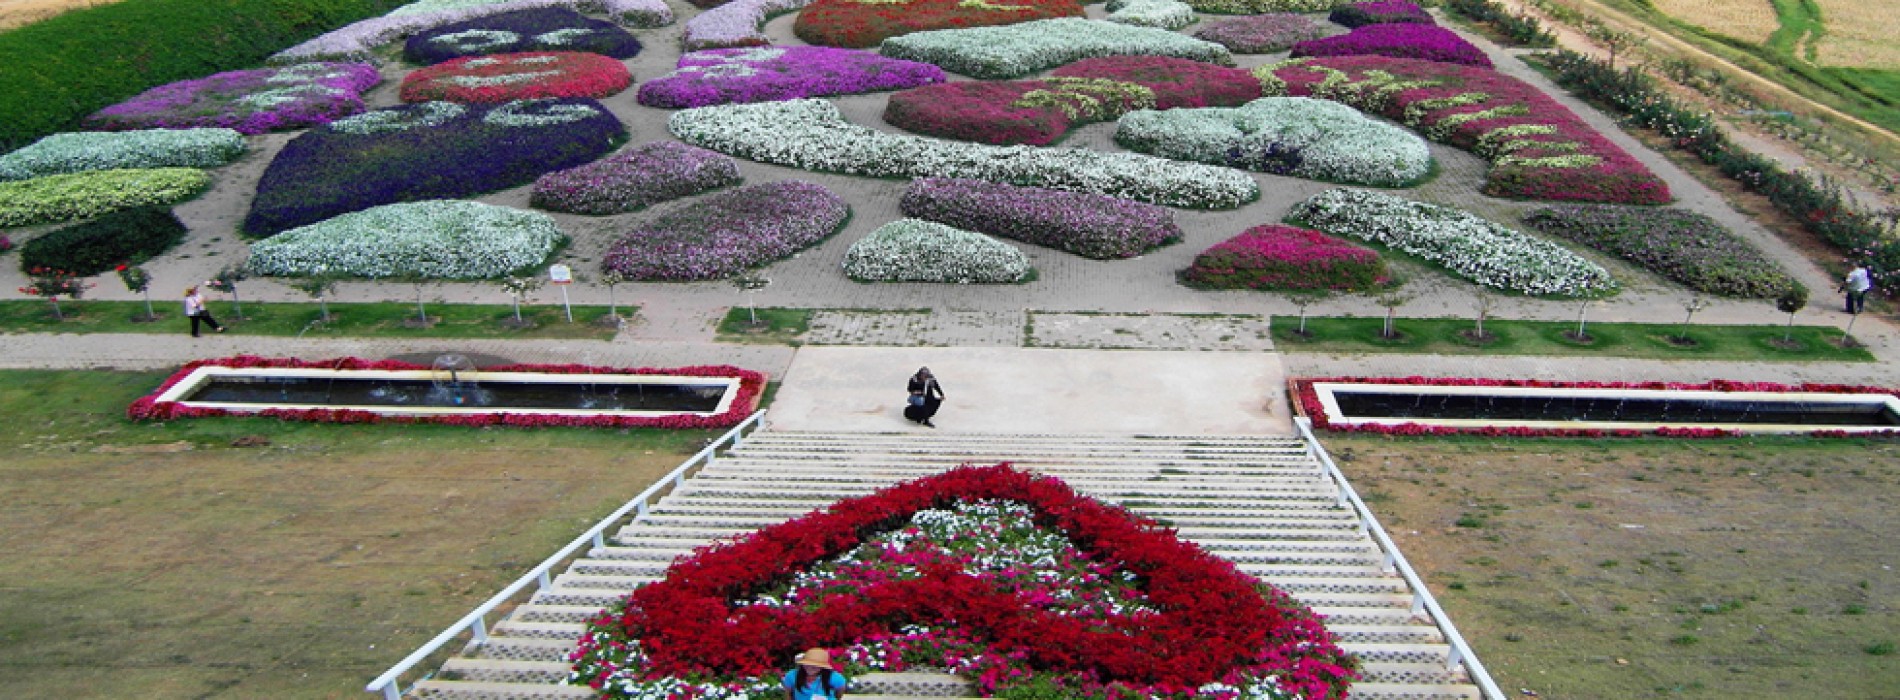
xmin=549 ymin=264 xmax=574 ymax=322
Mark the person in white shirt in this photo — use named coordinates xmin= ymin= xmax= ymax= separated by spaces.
xmin=183 ymin=286 xmax=225 ymax=337
xmin=1840 ymin=262 xmax=1872 ymax=314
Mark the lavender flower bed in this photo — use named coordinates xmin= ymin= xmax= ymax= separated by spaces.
xmin=1523 ymin=204 xmax=1798 ymax=298
xmin=1291 ymin=23 xmax=1491 ymax=68
xmin=531 ymin=141 xmax=741 ymax=215
xmin=1328 ymin=1 xmax=1434 ymax=28
xmin=682 ymin=0 xmax=812 ymax=50
xmin=601 ymin=181 xmax=848 ymax=280
xmin=638 ymin=46 xmax=945 ymax=108
xmin=405 ymin=8 xmax=642 ymax=64
xmin=843 ymin=219 xmax=1032 ymax=283
xmin=244 ymin=98 xmax=626 ymax=237
xmin=1191 ymin=14 xmax=1329 ymax=53
xmin=899 ymin=178 xmax=1179 ymax=259
xmin=274 ymin=0 xmax=672 ymax=63
xmin=83 ymin=63 xmax=381 ymax=135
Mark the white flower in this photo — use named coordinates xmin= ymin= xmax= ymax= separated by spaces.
xmin=329 ymin=101 xmax=466 ymax=134
xmin=1104 ymin=0 xmax=1198 ymax=30
xmin=843 ymin=219 xmax=1032 ymax=283
xmin=0 ymin=129 xmax=246 ymax=181
xmin=880 ymin=18 xmax=1231 ymax=79
xmin=1116 ymin=97 xmax=1431 ymax=186
xmin=248 ymin=200 xmax=565 ymax=279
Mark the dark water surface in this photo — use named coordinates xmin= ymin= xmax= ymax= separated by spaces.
xmin=1333 ymin=391 xmax=1900 ymax=427
xmin=190 ymin=376 xmax=727 ymax=412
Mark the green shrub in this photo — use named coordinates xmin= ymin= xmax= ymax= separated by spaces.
xmin=18 ymin=207 xmax=188 ymax=276
xmin=0 ymin=169 xmax=210 ymax=228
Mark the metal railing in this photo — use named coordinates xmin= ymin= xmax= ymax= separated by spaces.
xmin=1293 ymin=417 xmax=1506 ymax=700
xmin=364 ymin=410 xmax=769 ymax=700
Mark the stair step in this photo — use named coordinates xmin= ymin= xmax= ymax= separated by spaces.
xmin=439 ymin=658 xmax=571 ymax=684
xmin=411 ymin=679 xmax=592 ymax=699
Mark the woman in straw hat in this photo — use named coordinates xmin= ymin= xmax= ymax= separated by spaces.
xmin=782 ymin=648 xmax=848 ymax=700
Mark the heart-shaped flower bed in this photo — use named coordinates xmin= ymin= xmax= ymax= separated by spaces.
xmin=573 ymin=464 xmax=1355 ymax=699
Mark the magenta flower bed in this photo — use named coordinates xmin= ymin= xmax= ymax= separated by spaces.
xmin=1328 ymin=1 xmax=1434 ymax=28
xmin=1266 ymin=55 xmax=1670 ymax=204
xmin=637 ymin=46 xmax=945 ymax=108
xmin=1292 ymin=24 xmax=1490 ymax=68
xmin=1191 ymin=13 xmax=1330 ymax=53
xmin=601 ymin=181 xmax=848 ymax=280
xmin=899 ymin=178 xmax=1180 ymax=259
xmin=1049 ymin=57 xmax=1263 ymax=107
xmin=1183 ymin=224 xmax=1384 ymax=290
xmin=84 ymin=63 xmax=381 ymax=134
xmin=531 ymin=141 xmax=741 ymax=215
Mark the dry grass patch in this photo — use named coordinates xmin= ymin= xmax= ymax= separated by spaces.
xmin=0 ymin=0 xmax=121 ymax=29
xmin=1648 ymin=0 xmax=1779 ymax=44
xmin=1811 ymin=0 xmax=1900 ymax=68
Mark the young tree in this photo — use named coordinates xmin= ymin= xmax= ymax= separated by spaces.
xmin=1676 ymin=295 xmax=1709 ymax=343
xmin=1282 ymin=289 xmax=1333 ymax=337
xmin=1775 ymin=286 xmax=1808 ymax=342
xmin=207 ymin=264 xmax=250 ymax=319
xmin=288 ymin=274 xmax=340 ymax=322
xmin=1375 ymin=292 xmax=1413 ymax=339
xmin=116 ymin=262 xmax=156 ymax=321
xmin=500 ymin=276 xmax=544 ymax=324
xmin=17 ymin=267 xmax=93 ymax=320
xmin=1470 ymin=289 xmax=1497 ymax=340
xmin=597 ymin=269 xmax=628 ymax=326
xmin=399 ymin=276 xmax=436 ymax=326
xmin=1587 ymin=24 xmax=1645 ymax=69
xmin=732 ymin=273 xmax=769 ymax=326
xmin=1573 ymin=299 xmax=1595 ymax=341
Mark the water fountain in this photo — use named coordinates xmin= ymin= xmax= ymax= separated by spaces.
xmin=1302 ymin=380 xmax=1900 ymax=435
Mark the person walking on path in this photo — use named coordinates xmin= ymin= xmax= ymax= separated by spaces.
xmin=782 ymin=648 xmax=848 ymax=700
xmin=183 ymin=286 xmax=224 ymax=337
xmin=903 ymin=367 xmax=945 ymax=428
xmin=1841 ymin=262 xmax=1873 ymax=314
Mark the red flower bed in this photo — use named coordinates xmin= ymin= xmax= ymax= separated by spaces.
xmin=589 ymin=464 xmax=1355 ymax=697
xmin=793 ymin=0 xmax=1083 ymax=49
xmin=399 ymin=52 xmax=633 ymax=103
xmin=1292 ymin=376 xmax=1900 ymax=438
xmin=1183 ymin=224 xmax=1385 ymax=291
xmin=1262 ymin=55 xmax=1670 ymax=205
xmin=126 ymin=356 xmax=765 ymax=430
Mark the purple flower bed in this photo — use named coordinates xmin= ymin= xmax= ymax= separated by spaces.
xmin=1328 ymin=1 xmax=1434 ymax=28
xmin=274 ymin=0 xmax=673 ymax=63
xmin=1191 ymin=14 xmax=1330 ymax=53
xmin=1523 ymin=204 xmax=1797 ymax=298
xmin=601 ymin=181 xmax=848 ymax=280
xmin=1182 ymin=223 xmax=1385 ymax=290
xmin=244 ymin=98 xmax=626 ymax=237
xmin=404 ymin=8 xmax=642 ymax=65
xmin=899 ymin=178 xmax=1180 ymax=259
xmin=638 ymin=46 xmax=945 ymax=108
xmin=83 ymin=63 xmax=381 ymax=135
xmin=682 ymin=0 xmax=811 ymax=50
xmin=1292 ymin=23 xmax=1491 ymax=68
xmin=531 ymin=141 xmax=741 ymax=215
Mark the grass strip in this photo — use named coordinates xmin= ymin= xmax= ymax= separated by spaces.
xmin=0 ymin=300 xmax=626 ymax=339
xmin=1271 ymin=316 xmax=1874 ymax=361
xmin=715 ymin=306 xmax=812 ymax=344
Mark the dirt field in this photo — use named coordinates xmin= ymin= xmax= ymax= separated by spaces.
xmin=0 ymin=0 xmax=118 ymax=29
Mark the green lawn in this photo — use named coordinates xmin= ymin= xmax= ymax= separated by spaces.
xmin=1272 ymin=316 xmax=1875 ymax=361
xmin=0 ymin=300 xmax=627 ymax=339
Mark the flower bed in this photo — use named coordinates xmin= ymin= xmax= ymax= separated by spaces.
xmin=672 ymin=99 xmax=1258 ymax=209
xmin=1051 ymin=56 xmax=1263 ymax=108
xmin=880 ymin=18 xmax=1232 ymax=80
xmin=404 ymin=7 xmax=642 ymax=64
xmin=900 ymin=178 xmax=1180 ymax=259
xmin=1104 ymin=0 xmax=1197 ymax=30
xmin=244 ymin=98 xmax=625 ymax=237
xmin=794 ymin=0 xmax=1083 ymax=49
xmin=1183 ymin=223 xmax=1383 ymax=290
xmin=1186 ymin=0 xmax=1337 ymax=13
xmin=1116 ymin=97 xmax=1432 ymax=186
xmin=1327 ymin=1 xmax=1433 ymax=27
xmin=531 ymin=141 xmax=741 ymax=215
xmin=1288 ymin=188 xmax=1616 ymax=296
xmin=0 ymin=169 xmax=210 ymax=229
xmin=576 ymin=464 xmax=1355 ymax=698
xmin=682 ymin=0 xmax=811 ymax=50
xmin=400 ymin=52 xmax=632 ymax=103
xmin=128 ymin=357 xmax=765 ymax=429
xmin=1523 ymin=204 xmax=1797 ymax=299
xmin=274 ymin=0 xmax=671 ymax=63
xmin=1192 ymin=13 xmax=1330 ymax=53
xmin=17 ymin=207 xmax=187 ymax=277
xmin=0 ymin=129 xmax=245 ymax=181
xmin=1258 ymin=55 xmax=1671 ymax=204
xmin=886 ymin=57 xmax=1258 ymax=146
xmin=843 ymin=219 xmax=1032 ymax=283
xmin=1291 ymin=24 xmax=1491 ymax=68
xmin=600 ymin=181 xmax=848 ymax=280
xmin=83 ymin=63 xmax=380 ymax=135
xmin=638 ymin=46 xmax=945 ymax=109
xmin=247 ymin=201 xmax=564 ymax=279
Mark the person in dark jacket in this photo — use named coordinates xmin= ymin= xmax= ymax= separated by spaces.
xmin=903 ymin=367 xmax=945 ymax=428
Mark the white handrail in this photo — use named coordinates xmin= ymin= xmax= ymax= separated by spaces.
xmin=1293 ymin=417 xmax=1506 ymax=700
xmin=364 ymin=410 xmax=768 ymax=700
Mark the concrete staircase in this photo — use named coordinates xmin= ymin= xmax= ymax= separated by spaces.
xmin=408 ymin=431 xmax=1484 ymax=699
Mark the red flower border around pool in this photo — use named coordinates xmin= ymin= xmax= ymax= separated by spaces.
xmin=126 ymin=355 xmax=765 ymax=429
xmin=1291 ymin=376 xmax=1900 ymax=438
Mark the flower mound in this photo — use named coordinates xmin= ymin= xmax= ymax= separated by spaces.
xmin=404 ymin=7 xmax=642 ymax=64
xmin=400 ymin=52 xmax=632 ymax=103
xmin=84 ymin=63 xmax=381 ymax=135
xmin=1328 ymin=1 xmax=1434 ymax=27
xmin=245 ymin=99 xmax=625 ymax=237
xmin=1523 ymin=204 xmax=1798 ymax=298
xmin=1184 ymin=224 xmax=1384 ymax=290
xmin=274 ymin=0 xmax=673 ymax=63
xmin=531 ymin=141 xmax=741 ymax=215
xmin=1116 ymin=97 xmax=1432 ymax=186
xmin=1104 ymin=0 xmax=1197 ymax=30
xmin=1192 ymin=14 xmax=1329 ymax=53
xmin=683 ymin=0 xmax=811 ymax=50
xmin=0 ymin=169 xmax=210 ymax=228
xmin=1289 ymin=189 xmax=1617 ymax=297
xmin=886 ymin=57 xmax=1258 ymax=146
xmin=248 ymin=201 xmax=564 ymax=279
xmin=601 ymin=181 xmax=848 ymax=281
xmin=880 ymin=18 xmax=1233 ymax=80
xmin=0 ymin=129 xmax=245 ymax=181
xmin=1187 ymin=0 xmax=1335 ymax=13
xmin=129 ymin=357 xmax=763 ymax=430
xmin=901 ymin=178 xmax=1180 ymax=259
xmin=638 ymin=46 xmax=945 ymax=109
xmin=844 ymin=219 xmax=1032 ymax=283
xmin=1292 ymin=24 xmax=1491 ymax=68
xmin=672 ymin=99 xmax=1258 ymax=209
xmin=795 ymin=0 xmax=1084 ymax=49
xmin=18 ymin=207 xmax=188 ymax=277
xmin=576 ymin=465 xmax=1355 ymax=699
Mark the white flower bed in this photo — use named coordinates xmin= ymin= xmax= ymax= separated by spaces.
xmin=880 ymin=18 xmax=1231 ymax=79
xmin=683 ymin=0 xmax=812 ymax=50
xmin=0 ymin=129 xmax=246 ymax=181
xmin=1104 ymin=0 xmax=1197 ymax=30
xmin=1115 ymin=97 xmax=1430 ymax=187
xmin=247 ymin=200 xmax=565 ymax=279
xmin=1288 ymin=189 xmax=1617 ymax=297
xmin=670 ymin=99 xmax=1256 ymax=209
xmin=273 ymin=0 xmax=671 ymax=63
xmin=843 ymin=219 xmax=1031 ymax=283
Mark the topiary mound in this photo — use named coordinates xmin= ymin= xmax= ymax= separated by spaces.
xmin=844 ymin=219 xmax=1032 ymax=283
xmin=1523 ymin=204 xmax=1798 ymax=298
xmin=900 ymin=178 xmax=1179 ymax=259
xmin=531 ymin=141 xmax=741 ymax=215
xmin=18 ymin=206 xmax=188 ymax=276
xmin=247 ymin=200 xmax=565 ymax=279
xmin=639 ymin=46 xmax=945 ymax=109
xmin=0 ymin=129 xmax=245 ymax=181
xmin=399 ymin=52 xmax=634 ymax=103
xmin=601 ymin=181 xmax=849 ymax=280
xmin=404 ymin=7 xmax=642 ymax=65
xmin=0 ymin=169 xmax=210 ymax=228
xmin=1115 ymin=97 xmax=1432 ymax=186
xmin=1182 ymin=223 xmax=1383 ymax=290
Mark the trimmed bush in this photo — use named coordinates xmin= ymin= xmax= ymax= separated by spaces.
xmin=794 ymin=0 xmax=1084 ymax=49
xmin=1292 ymin=23 xmax=1491 ymax=68
xmin=18 ymin=207 xmax=189 ymax=277
xmin=1183 ymin=224 xmax=1383 ymax=290
xmin=0 ymin=129 xmax=245 ymax=182
xmin=1523 ymin=204 xmax=1798 ymax=298
xmin=247 ymin=200 xmax=565 ymax=279
xmin=531 ymin=141 xmax=742 ymax=215
xmin=400 ymin=51 xmax=633 ymax=103
xmin=83 ymin=62 xmax=382 ymax=135
xmin=1115 ymin=97 xmax=1432 ymax=186
xmin=0 ymin=169 xmax=211 ymax=229
xmin=601 ymin=182 xmax=849 ymax=280
xmin=900 ymin=178 xmax=1179 ymax=259
xmin=1328 ymin=1 xmax=1434 ymax=27
xmin=403 ymin=7 xmax=642 ymax=64
xmin=879 ymin=18 xmax=1232 ymax=80
xmin=844 ymin=219 xmax=1032 ymax=283
xmin=639 ymin=46 xmax=945 ymax=109
xmin=1192 ymin=14 xmax=1329 ymax=53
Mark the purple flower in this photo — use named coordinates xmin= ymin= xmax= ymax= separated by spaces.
xmin=638 ymin=46 xmax=945 ymax=109
xmin=1191 ymin=14 xmax=1329 ymax=53
xmin=900 ymin=178 xmax=1180 ymax=259
xmin=1292 ymin=24 xmax=1491 ymax=68
xmin=404 ymin=7 xmax=642 ymax=65
xmin=532 ymin=141 xmax=741 ymax=215
xmin=682 ymin=0 xmax=811 ymax=51
xmin=601 ymin=181 xmax=848 ymax=280
xmin=84 ymin=63 xmax=381 ymax=135
xmin=1328 ymin=1 xmax=1435 ymax=28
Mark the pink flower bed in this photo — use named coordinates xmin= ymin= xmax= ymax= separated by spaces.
xmin=1291 ymin=24 xmax=1491 ymax=68
xmin=1191 ymin=13 xmax=1329 ymax=54
xmin=1183 ymin=224 xmax=1384 ymax=291
xmin=400 ymin=51 xmax=632 ymax=103
xmin=127 ymin=356 xmax=765 ymax=429
xmin=1264 ymin=55 xmax=1671 ymax=204
xmin=638 ymin=46 xmax=944 ymax=109
xmin=1327 ymin=1 xmax=1433 ymax=28
xmin=1050 ymin=57 xmax=1264 ymax=107
xmin=84 ymin=63 xmax=381 ymax=134
xmin=900 ymin=178 xmax=1181 ymax=259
